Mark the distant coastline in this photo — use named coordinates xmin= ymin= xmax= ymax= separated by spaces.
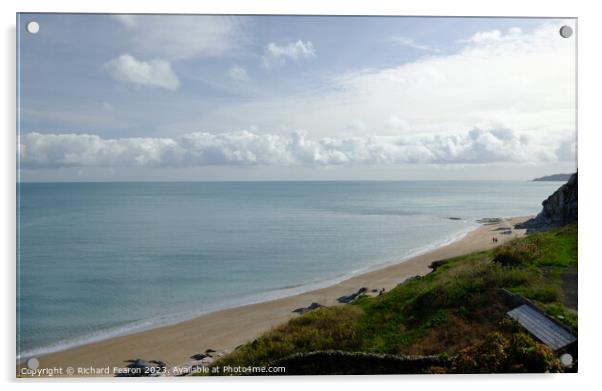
xmin=532 ymin=173 xmax=573 ymax=182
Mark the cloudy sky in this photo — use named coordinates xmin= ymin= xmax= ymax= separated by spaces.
xmin=17 ymin=14 xmax=576 ymax=181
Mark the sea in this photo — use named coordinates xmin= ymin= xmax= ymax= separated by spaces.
xmin=16 ymin=180 xmax=560 ymax=360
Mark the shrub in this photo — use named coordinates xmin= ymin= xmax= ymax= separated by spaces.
xmin=451 ymin=331 xmax=562 ymax=373
xmin=493 ymin=239 xmax=542 ymax=267
xmin=506 ymin=333 xmax=563 ymax=373
xmin=525 ymin=285 xmax=560 ymax=303
xmin=211 ymin=306 xmax=363 ymax=370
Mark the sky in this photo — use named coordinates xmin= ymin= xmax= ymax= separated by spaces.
xmin=17 ymin=14 xmax=577 ymax=181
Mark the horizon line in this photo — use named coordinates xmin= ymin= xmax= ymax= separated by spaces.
xmin=16 ymin=178 xmax=552 ymax=184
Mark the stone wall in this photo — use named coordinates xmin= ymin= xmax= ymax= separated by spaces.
xmin=259 ymin=350 xmax=450 ymax=375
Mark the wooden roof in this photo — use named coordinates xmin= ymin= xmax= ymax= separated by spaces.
xmin=507 ymin=304 xmax=576 ymax=351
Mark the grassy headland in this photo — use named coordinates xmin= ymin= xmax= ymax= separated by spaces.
xmin=209 ymin=224 xmax=577 ymax=374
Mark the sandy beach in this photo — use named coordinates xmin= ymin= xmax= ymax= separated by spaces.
xmin=18 ymin=216 xmax=530 ymax=377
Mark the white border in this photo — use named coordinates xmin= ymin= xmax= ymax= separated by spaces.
xmin=2 ymin=1 xmax=601 ymax=390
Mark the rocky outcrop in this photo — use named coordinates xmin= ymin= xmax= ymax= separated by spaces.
xmin=117 ymin=358 xmax=165 ymax=377
xmin=476 ymin=217 xmax=503 ymax=225
xmin=292 ymin=302 xmax=323 ymax=314
xmin=429 ymin=260 xmax=449 ymax=272
xmin=516 ymin=173 xmax=577 ymax=233
xmin=337 ymin=287 xmax=368 ymax=304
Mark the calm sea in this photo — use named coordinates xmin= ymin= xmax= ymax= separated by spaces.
xmin=17 ymin=181 xmax=559 ymax=359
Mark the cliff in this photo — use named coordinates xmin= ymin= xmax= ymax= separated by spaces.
xmin=517 ymin=173 xmax=578 ymax=233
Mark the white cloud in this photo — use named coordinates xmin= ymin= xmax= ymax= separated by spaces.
xmin=112 ymin=15 xmax=244 ymax=61
xmin=266 ymin=40 xmax=315 ymax=59
xmin=19 ymin=128 xmax=571 ymax=169
xmin=463 ymin=27 xmax=523 ymax=45
xmin=386 ymin=115 xmax=411 ymax=131
xmin=262 ymin=40 xmax=315 ymax=67
xmin=227 ymin=65 xmax=250 ymax=81
xmin=390 ymin=36 xmax=436 ymax=51
xmin=105 ymin=54 xmax=180 ymax=90
xmin=112 ymin=15 xmax=137 ymax=29
xmin=555 ymin=138 xmax=577 ymax=161
xmin=345 ymin=120 xmax=368 ymax=131
xmin=218 ymin=22 xmax=575 ymax=153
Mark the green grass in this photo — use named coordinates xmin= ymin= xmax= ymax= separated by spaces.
xmin=500 ymin=224 xmax=577 ymax=267
xmin=208 ymin=224 xmax=577 ymax=374
xmin=497 ymin=224 xmax=578 ymax=323
xmin=543 ymin=302 xmax=578 ymax=331
xmin=214 ymin=306 xmax=364 ymax=368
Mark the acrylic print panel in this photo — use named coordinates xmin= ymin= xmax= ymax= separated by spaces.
xmin=16 ymin=13 xmax=577 ymax=377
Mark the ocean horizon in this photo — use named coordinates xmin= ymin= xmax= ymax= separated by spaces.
xmin=17 ymin=180 xmax=560 ymax=360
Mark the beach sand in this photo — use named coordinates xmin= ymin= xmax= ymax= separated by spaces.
xmin=17 ymin=216 xmax=529 ymax=377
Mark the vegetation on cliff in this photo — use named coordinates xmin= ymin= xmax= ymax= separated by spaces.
xmin=209 ymin=224 xmax=577 ymax=374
